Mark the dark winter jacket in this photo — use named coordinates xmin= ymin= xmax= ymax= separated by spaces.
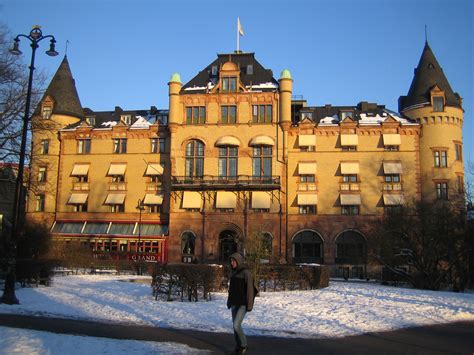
xmin=227 ymin=253 xmax=257 ymax=312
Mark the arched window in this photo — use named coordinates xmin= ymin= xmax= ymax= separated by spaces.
xmin=335 ymin=230 xmax=367 ymax=264
xmin=185 ymin=140 xmax=204 ymax=178
xmin=219 ymin=230 xmax=238 ymax=261
xmin=218 ymin=146 xmax=238 ymax=178
xmin=292 ymin=230 xmax=323 ymax=264
xmin=252 ymin=146 xmax=272 ymax=178
xmin=181 ymin=232 xmax=196 ymax=263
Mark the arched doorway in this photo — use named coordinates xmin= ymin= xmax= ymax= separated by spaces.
xmin=181 ymin=231 xmax=196 ymax=263
xmin=335 ymin=230 xmax=367 ymax=279
xmin=219 ymin=230 xmax=238 ymax=262
xmin=292 ymin=230 xmax=324 ymax=264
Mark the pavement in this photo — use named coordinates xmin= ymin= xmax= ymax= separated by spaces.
xmin=0 ymin=314 xmax=473 ymax=354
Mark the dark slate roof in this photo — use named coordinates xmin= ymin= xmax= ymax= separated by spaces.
xmin=65 ymin=106 xmax=168 ymax=129
xmin=399 ymin=42 xmax=461 ymax=111
xmin=40 ymin=56 xmax=84 ymax=119
xmin=181 ymin=52 xmax=278 ymax=94
xmin=293 ymin=102 xmax=396 ymax=125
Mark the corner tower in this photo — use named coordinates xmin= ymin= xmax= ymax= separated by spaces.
xmin=399 ymin=42 xmax=464 ymax=204
xmin=28 ymin=56 xmax=83 ymax=226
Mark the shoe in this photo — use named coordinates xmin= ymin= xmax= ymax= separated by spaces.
xmin=238 ymin=346 xmax=248 ymax=355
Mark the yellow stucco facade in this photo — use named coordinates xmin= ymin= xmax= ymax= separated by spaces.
xmin=25 ymin=47 xmax=465 ymax=277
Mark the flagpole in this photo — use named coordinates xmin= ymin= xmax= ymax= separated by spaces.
xmin=237 ymin=18 xmax=239 ymax=52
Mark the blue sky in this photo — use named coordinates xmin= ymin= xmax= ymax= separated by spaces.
xmin=1 ymin=0 xmax=473 ymax=170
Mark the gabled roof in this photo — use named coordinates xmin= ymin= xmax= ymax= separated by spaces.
xmin=399 ymin=42 xmax=461 ymax=111
xmin=181 ymin=52 xmax=278 ymax=94
xmin=40 ymin=56 xmax=84 ymax=119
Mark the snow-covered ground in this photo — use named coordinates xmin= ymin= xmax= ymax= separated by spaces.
xmin=0 ymin=326 xmax=207 ymax=355
xmin=0 ymin=275 xmax=473 ymax=354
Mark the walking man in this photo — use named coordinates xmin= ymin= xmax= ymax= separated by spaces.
xmin=227 ymin=252 xmax=257 ymax=355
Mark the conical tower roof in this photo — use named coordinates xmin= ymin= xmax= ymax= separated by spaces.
xmin=40 ymin=56 xmax=83 ymax=119
xmin=399 ymin=42 xmax=461 ymax=111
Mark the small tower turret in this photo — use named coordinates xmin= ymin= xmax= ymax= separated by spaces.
xmin=28 ymin=56 xmax=83 ymax=226
xmin=399 ymin=42 xmax=464 ymax=204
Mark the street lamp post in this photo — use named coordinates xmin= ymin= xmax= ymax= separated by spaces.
xmin=136 ymin=199 xmax=145 ymax=275
xmin=1 ymin=26 xmax=58 ymax=305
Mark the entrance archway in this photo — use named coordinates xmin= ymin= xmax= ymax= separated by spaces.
xmin=292 ymin=230 xmax=324 ymax=264
xmin=219 ymin=230 xmax=238 ymax=261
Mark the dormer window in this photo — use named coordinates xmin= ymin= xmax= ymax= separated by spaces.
xmin=211 ymin=65 xmax=218 ymax=76
xmin=340 ymin=111 xmax=353 ymax=120
xmin=300 ymin=112 xmax=313 ymax=122
xmin=86 ymin=116 xmax=95 ymax=126
xmin=42 ymin=106 xmax=52 ymax=119
xmin=222 ymin=77 xmax=237 ymax=93
xmin=121 ymin=115 xmax=132 ymax=125
xmin=433 ymin=96 xmax=444 ymax=112
xmin=247 ymin=65 xmax=253 ymax=75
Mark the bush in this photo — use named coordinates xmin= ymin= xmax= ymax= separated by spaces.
xmin=259 ymin=264 xmax=329 ymax=292
xmin=152 ymin=263 xmax=225 ymax=302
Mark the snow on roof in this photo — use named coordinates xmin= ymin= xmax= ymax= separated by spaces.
xmin=246 ymin=82 xmax=279 ymax=90
xmin=130 ymin=116 xmax=152 ymax=129
xmin=183 ymin=86 xmax=207 ymax=91
xmin=101 ymin=121 xmax=118 ymax=127
xmin=318 ymin=115 xmax=340 ymax=125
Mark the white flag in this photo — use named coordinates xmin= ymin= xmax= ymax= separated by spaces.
xmin=238 ymin=17 xmax=244 ymax=36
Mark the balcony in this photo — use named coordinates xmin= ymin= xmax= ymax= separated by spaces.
xmin=146 ymin=182 xmax=162 ymax=191
xmin=382 ymin=183 xmax=403 ymax=191
xmin=109 ymin=182 xmax=127 ymax=191
xmin=340 ymin=183 xmax=360 ymax=191
xmin=297 ymin=183 xmax=318 ymax=191
xmin=72 ymin=182 xmax=90 ymax=191
xmin=171 ymin=175 xmax=281 ymax=191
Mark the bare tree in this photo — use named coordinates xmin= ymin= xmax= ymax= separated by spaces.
xmin=0 ymin=23 xmax=45 ymax=163
xmin=370 ymin=200 xmax=470 ymax=291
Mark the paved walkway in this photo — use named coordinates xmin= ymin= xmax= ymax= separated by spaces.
xmin=0 ymin=314 xmax=473 ymax=354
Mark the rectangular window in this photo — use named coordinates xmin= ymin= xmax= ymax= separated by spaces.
xmin=77 ymin=139 xmax=91 ymax=154
xmin=40 ymin=140 xmax=49 ymax=155
xmin=343 ymin=174 xmax=358 ymax=182
xmin=35 ymin=194 xmax=45 ymax=212
xmin=111 ymin=204 xmax=125 ymax=213
xmin=121 ymin=115 xmax=132 ymax=125
xmin=455 ymin=143 xmax=463 ymax=161
xmin=221 ymin=106 xmax=237 ymax=124
xmin=252 ymin=105 xmax=272 ymax=123
xmin=341 ymin=205 xmax=359 ymax=215
xmin=146 ymin=205 xmax=161 ymax=213
xmin=75 ymin=175 xmax=88 ymax=183
xmin=38 ymin=167 xmax=47 ymax=182
xmin=113 ymin=139 xmax=127 ymax=154
xmin=252 ymin=146 xmax=272 ymax=178
xmin=436 ymin=182 xmax=448 ymax=200
xmin=433 ymin=96 xmax=444 ymax=112
xmin=222 ymin=77 xmax=237 ymax=93
xmin=73 ymin=204 xmax=88 ymax=212
xmin=112 ymin=175 xmax=125 ymax=183
xmin=434 ymin=150 xmax=447 ymax=167
xmin=384 ymin=145 xmax=399 ymax=151
xmin=186 ymin=106 xmax=206 ymax=124
xmin=384 ymin=174 xmax=400 ymax=183
xmin=211 ymin=65 xmax=218 ymax=76
xmin=247 ymin=65 xmax=253 ymax=75
xmin=457 ymin=176 xmax=464 ymax=193
xmin=342 ymin=146 xmax=357 ymax=151
xmin=299 ymin=205 xmax=317 ymax=214
xmin=300 ymin=175 xmax=315 ymax=183
xmin=151 ymin=138 xmax=166 ymax=153
xmin=218 ymin=146 xmax=238 ymax=178
xmin=42 ymin=107 xmax=52 ymax=119
xmin=385 ymin=205 xmax=402 ymax=215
